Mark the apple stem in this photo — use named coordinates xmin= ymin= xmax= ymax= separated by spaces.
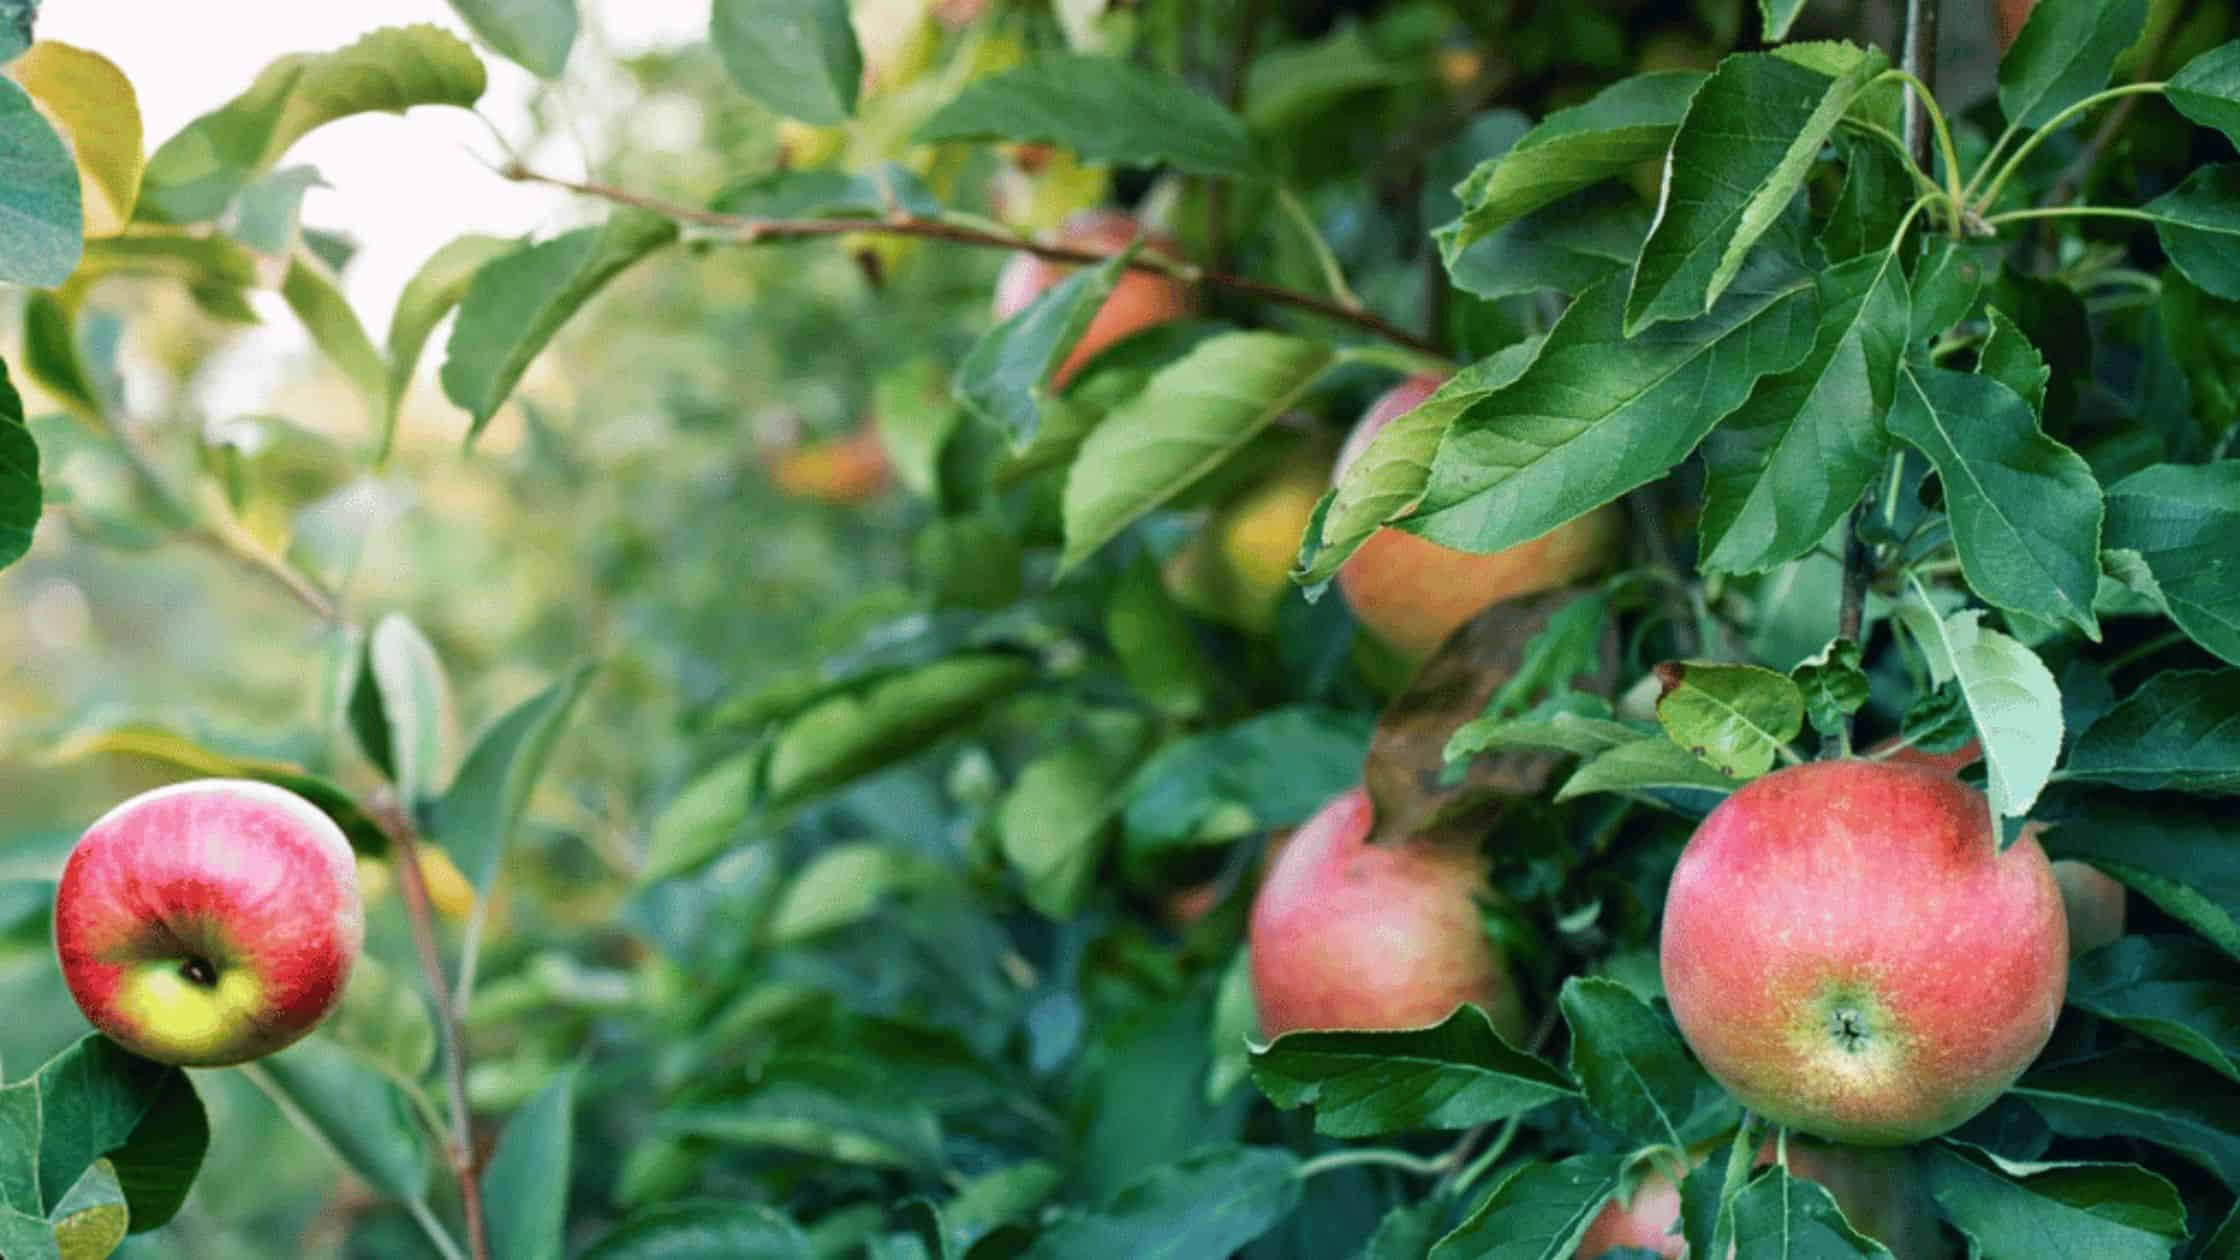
xmin=498 ymin=165 xmax=1449 ymax=358
xmin=376 ymin=799 xmax=492 ymax=1260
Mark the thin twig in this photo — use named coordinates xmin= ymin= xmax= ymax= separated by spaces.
xmin=501 ymin=165 xmax=1444 ymax=356
xmin=373 ymin=797 xmax=491 ymax=1260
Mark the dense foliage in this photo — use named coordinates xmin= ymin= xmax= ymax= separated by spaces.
xmin=2 ymin=0 xmax=2239 ymax=1255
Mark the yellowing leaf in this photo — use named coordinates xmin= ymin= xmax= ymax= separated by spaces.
xmin=10 ymin=42 xmax=143 ymax=236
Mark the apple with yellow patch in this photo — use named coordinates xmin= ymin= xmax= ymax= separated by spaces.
xmin=54 ymin=780 xmax=364 ymax=1067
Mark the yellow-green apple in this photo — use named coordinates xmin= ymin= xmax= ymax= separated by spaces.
xmin=767 ymin=423 xmax=891 ymax=505
xmin=1334 ymin=374 xmax=1623 ymax=664
xmin=1163 ymin=443 xmax=1333 ymax=635
xmin=991 ymin=210 xmax=1195 ymax=385
xmin=1661 ymin=759 xmax=2066 ymax=1143
xmin=54 ymin=779 xmax=364 ymax=1067
xmin=1876 ymin=736 xmax=2126 ymax=955
xmin=1249 ymin=787 xmax=1526 ymax=1038
xmin=1578 ymin=1139 xmax=1953 ymax=1259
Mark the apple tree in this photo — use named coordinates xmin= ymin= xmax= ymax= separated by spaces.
xmin=0 ymin=0 xmax=2238 ymax=1255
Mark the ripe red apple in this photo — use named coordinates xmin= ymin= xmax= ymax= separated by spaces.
xmin=991 ymin=210 xmax=1194 ymax=386
xmin=1334 ymin=374 xmax=1623 ymax=664
xmin=1995 ymin=0 xmax=2034 ymax=50
xmin=1579 ymin=1139 xmax=1953 ymax=1259
xmin=1876 ymin=736 xmax=2127 ymax=955
xmin=54 ymin=779 xmax=365 ymax=1067
xmin=767 ymin=423 xmax=891 ymax=505
xmin=1660 ymin=759 xmax=2066 ymax=1143
xmin=1249 ymin=787 xmax=1526 ymax=1039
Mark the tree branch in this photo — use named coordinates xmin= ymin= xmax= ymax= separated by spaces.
xmin=372 ymin=797 xmax=490 ymax=1260
xmin=500 ymin=165 xmax=1445 ymax=356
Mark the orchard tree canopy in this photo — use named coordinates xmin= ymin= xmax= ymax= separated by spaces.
xmin=1 ymin=0 xmax=2239 ymax=1256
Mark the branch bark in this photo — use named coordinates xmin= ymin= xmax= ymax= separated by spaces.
xmin=500 ymin=165 xmax=1445 ymax=356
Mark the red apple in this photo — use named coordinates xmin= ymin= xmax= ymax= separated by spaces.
xmin=1660 ymin=760 xmax=2066 ymax=1143
xmin=1876 ymin=736 xmax=2127 ymax=956
xmin=1334 ymin=374 xmax=1623 ymax=664
xmin=1995 ymin=0 xmax=2035 ymax=50
xmin=1249 ymin=787 xmax=1525 ymax=1039
xmin=1579 ymin=1140 xmax=1953 ymax=1259
xmin=54 ymin=780 xmax=365 ymax=1067
xmin=991 ymin=210 xmax=1194 ymax=386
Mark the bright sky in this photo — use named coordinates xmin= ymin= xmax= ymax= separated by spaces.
xmin=37 ymin=1 xmax=708 ymax=406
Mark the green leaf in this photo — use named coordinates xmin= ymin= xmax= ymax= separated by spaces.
xmin=1819 ymin=135 xmax=1912 ymax=265
xmin=662 ymin=1077 xmax=945 ymax=1174
xmin=2145 ymin=165 xmax=2240 ymax=302
xmin=137 ymin=24 xmax=486 ymax=224
xmin=710 ymin=0 xmax=861 ymax=126
xmin=759 ymin=653 xmax=1035 ymax=811
xmin=1893 ymin=599 xmax=2062 ymax=822
xmin=0 ymin=358 xmax=39 ymax=573
xmin=346 ymin=613 xmax=451 ymax=805
xmin=1792 ymin=639 xmax=1870 ymax=739
xmin=1107 ymin=554 xmax=1213 ymax=718
xmin=1909 ymin=240 xmax=1991 ymax=340
xmin=280 ymin=251 xmax=387 ymax=440
xmin=1248 ymin=1004 xmax=1577 ymax=1139
xmin=1444 ymin=72 xmax=1702 ymax=250
xmin=382 ymin=234 xmax=510 ymax=462
xmin=711 ymin=164 xmax=940 ymax=220
xmin=485 ymin=1065 xmax=578 ymax=1260
xmin=44 ymin=723 xmax=390 ymax=855
xmin=319 ymin=955 xmax=437 ymax=1084
xmin=1298 ymin=339 xmax=1541 ymax=588
xmin=48 ymin=1159 xmax=126 ymax=1260
xmin=2015 ymin=1048 xmax=2240 ymax=1187
xmin=33 ymin=1038 xmax=205 ymax=1233
xmin=10 ymin=41 xmax=145 ymax=235
xmin=0 ymin=75 xmax=81 ymax=285
xmin=0 ymin=0 xmax=31 ymax=63
xmin=0 ymin=1210 xmax=55 ymax=1260
xmin=439 ymin=209 xmax=678 ymax=439
xmin=578 ymin=1202 xmax=814 ymax=1260
xmin=1207 ymin=949 xmax=1257 ymax=1105
xmin=254 ymin=1041 xmax=429 ymax=1201
xmin=2170 ymin=41 xmax=2240 ymax=148
xmin=1653 ymin=662 xmax=1805 ymax=780
xmin=1440 ymin=188 xmax=1649 ymax=302
xmin=916 ymin=55 xmax=1262 ymax=180
xmin=1560 ymin=977 xmax=1734 ymax=1149
xmin=2067 ymin=936 xmax=2240 ymax=1082
xmin=1977 ymin=309 xmax=2051 ymax=416
xmin=1447 ymin=693 xmax=1640 ymax=764
xmin=1889 ymin=365 xmax=2104 ymax=637
xmin=431 ymin=663 xmax=594 ymax=894
xmin=1926 ymin=1142 xmax=2189 ymax=1259
xmin=446 ymin=0 xmax=577 ymax=77
xmin=1997 ymin=0 xmax=2149 ymax=129
xmin=1558 ymin=736 xmax=1742 ymax=806
xmin=1121 ymin=707 xmax=1371 ymax=877
xmin=2040 ymin=793 xmax=2240 ymax=962
xmin=767 ymin=842 xmax=904 ymax=942
xmin=1059 ymin=332 xmax=1333 ymax=574
xmin=1699 ymin=248 xmax=1909 ymax=574
xmin=0 ymin=1079 xmax=38 ymax=1215
xmin=1428 ymin=1154 xmax=1626 ymax=1260
xmin=2103 ymin=462 xmax=2240 ymax=667
xmin=1626 ymin=45 xmax=1887 ymax=333
xmin=956 ymin=243 xmax=1134 ymax=447
xmin=999 ymin=746 xmax=1124 ymax=921
xmin=642 ymin=754 xmax=757 ymax=883
xmin=1730 ymin=1165 xmax=1893 ymax=1258
xmin=1759 ymin=0 xmax=1809 ymax=40
xmin=2067 ymin=670 xmax=2240 ymax=795
xmin=1413 ymin=263 xmax=1816 ymax=557
xmin=1020 ymin=1146 xmax=1300 ymax=1260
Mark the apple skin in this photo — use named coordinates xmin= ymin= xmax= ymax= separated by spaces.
xmin=54 ymin=779 xmax=364 ymax=1067
xmin=991 ymin=210 xmax=1195 ymax=386
xmin=1995 ymin=0 xmax=2035 ymax=50
xmin=1578 ymin=1140 xmax=1953 ymax=1259
xmin=1334 ymin=374 xmax=1623 ymax=664
xmin=1876 ymin=737 xmax=2127 ymax=955
xmin=1163 ymin=444 xmax=1332 ymax=635
xmin=1660 ymin=759 xmax=2067 ymax=1144
xmin=1249 ymin=787 xmax=1526 ymax=1039
xmin=767 ymin=424 xmax=891 ymax=505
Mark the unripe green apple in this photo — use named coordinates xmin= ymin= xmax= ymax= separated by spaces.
xmin=1334 ymin=374 xmax=1624 ymax=664
xmin=991 ymin=210 xmax=1195 ymax=386
xmin=1163 ymin=443 xmax=1333 ymax=635
xmin=1248 ymin=787 xmax=1526 ymax=1039
xmin=1875 ymin=736 xmax=2127 ymax=955
xmin=1578 ymin=1139 xmax=1954 ymax=1258
xmin=54 ymin=780 xmax=364 ymax=1067
xmin=1661 ymin=760 xmax=2066 ymax=1144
